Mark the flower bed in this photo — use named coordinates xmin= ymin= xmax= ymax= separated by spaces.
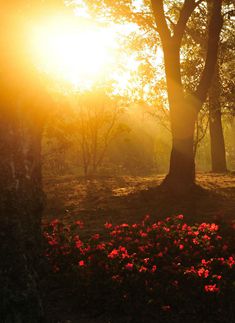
xmin=43 ymin=214 xmax=235 ymax=322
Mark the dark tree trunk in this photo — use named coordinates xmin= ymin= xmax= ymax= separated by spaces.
xmin=161 ymin=43 xmax=199 ymax=192
xmin=209 ymin=65 xmax=227 ymax=172
xmin=0 ymin=107 xmax=45 ymax=322
xmin=163 ymin=97 xmax=198 ymax=192
xmin=0 ymin=7 xmax=47 ymax=322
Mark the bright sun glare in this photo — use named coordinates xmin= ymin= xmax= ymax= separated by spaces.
xmin=32 ymin=15 xmax=116 ymax=88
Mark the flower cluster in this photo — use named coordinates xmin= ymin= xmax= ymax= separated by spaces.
xmin=43 ymin=214 xmax=235 ymax=317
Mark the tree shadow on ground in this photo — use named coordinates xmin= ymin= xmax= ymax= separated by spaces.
xmin=43 ymin=174 xmax=235 ymax=233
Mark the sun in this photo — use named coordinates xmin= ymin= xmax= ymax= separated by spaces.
xmin=31 ymin=15 xmax=116 ymax=88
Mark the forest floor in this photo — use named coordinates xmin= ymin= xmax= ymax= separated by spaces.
xmin=42 ymin=172 xmax=235 ymax=323
xmin=43 ymin=172 xmax=235 ymax=231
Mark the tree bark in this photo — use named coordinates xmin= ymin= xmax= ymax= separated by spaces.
xmin=161 ymin=42 xmax=198 ymax=192
xmin=0 ymin=108 xmax=45 ymax=322
xmin=163 ymin=95 xmax=198 ymax=191
xmin=209 ymin=64 xmax=227 ymax=172
xmin=0 ymin=7 xmax=47 ymax=322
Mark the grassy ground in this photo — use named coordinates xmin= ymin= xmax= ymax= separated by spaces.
xmin=42 ymin=173 xmax=235 ymax=323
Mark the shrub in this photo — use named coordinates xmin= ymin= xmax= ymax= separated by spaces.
xmin=43 ymin=215 xmax=235 ymax=322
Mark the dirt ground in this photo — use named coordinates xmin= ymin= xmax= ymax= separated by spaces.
xmin=43 ymin=173 xmax=235 ymax=233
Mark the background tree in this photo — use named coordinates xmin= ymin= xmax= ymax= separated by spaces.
xmin=68 ymin=90 xmax=126 ymax=176
xmin=75 ymin=0 xmax=224 ymax=192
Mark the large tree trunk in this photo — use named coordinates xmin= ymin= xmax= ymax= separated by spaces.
xmin=161 ymin=44 xmax=199 ymax=192
xmin=0 ymin=7 xmax=47 ymax=322
xmin=0 ymin=108 xmax=45 ymax=322
xmin=209 ymin=64 xmax=227 ymax=172
xmin=163 ymin=98 xmax=198 ymax=192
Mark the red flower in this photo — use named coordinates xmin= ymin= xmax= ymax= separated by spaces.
xmin=112 ymin=275 xmax=122 ymax=282
xmin=204 ymin=284 xmax=219 ymax=292
xmin=193 ymin=238 xmax=199 ymax=245
xmin=177 ymin=214 xmax=184 ymax=220
xmin=228 ymin=256 xmax=235 ymax=268
xmin=144 ymin=214 xmax=150 ymax=221
xmin=151 ymin=265 xmax=157 ymax=273
xmin=79 ymin=260 xmax=85 ymax=267
xmin=125 ymin=263 xmax=134 ymax=271
xmin=198 ymin=268 xmax=209 ymax=278
xmin=104 ymin=222 xmax=112 ymax=229
xmin=179 ymin=244 xmax=184 ymax=250
xmin=139 ymin=231 xmax=147 ymax=238
xmin=139 ymin=266 xmax=147 ymax=272
xmin=92 ymin=234 xmax=100 ymax=240
xmin=48 ymin=238 xmax=57 ymax=246
xmin=75 ymin=239 xmax=83 ymax=249
xmin=120 ymin=223 xmax=129 ymax=228
xmin=210 ymin=223 xmax=219 ymax=231
xmin=162 ymin=305 xmax=171 ymax=311
xmin=108 ymin=249 xmax=119 ymax=258
xmin=51 ymin=219 xmax=59 ymax=227
xmin=75 ymin=220 xmax=84 ymax=229
xmin=96 ymin=243 xmax=106 ymax=250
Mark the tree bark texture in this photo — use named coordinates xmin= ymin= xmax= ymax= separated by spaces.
xmin=0 ymin=7 xmax=47 ymax=322
xmin=209 ymin=65 xmax=227 ymax=172
xmin=162 ymin=42 xmax=198 ymax=191
xmin=0 ymin=108 xmax=45 ymax=322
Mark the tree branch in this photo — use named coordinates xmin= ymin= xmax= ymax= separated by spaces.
xmin=173 ymin=0 xmax=203 ymax=47
xmin=195 ymin=0 xmax=223 ymax=105
xmin=150 ymin=0 xmax=171 ymax=44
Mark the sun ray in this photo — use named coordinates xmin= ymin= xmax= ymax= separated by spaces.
xmin=31 ymin=15 xmax=116 ymax=88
